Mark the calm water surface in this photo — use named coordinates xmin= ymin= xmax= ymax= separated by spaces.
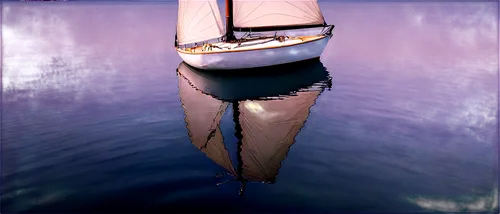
xmin=1 ymin=1 xmax=498 ymax=213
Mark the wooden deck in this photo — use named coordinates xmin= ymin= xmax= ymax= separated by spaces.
xmin=176 ymin=35 xmax=326 ymax=55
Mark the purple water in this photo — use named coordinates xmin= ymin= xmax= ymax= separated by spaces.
xmin=1 ymin=1 xmax=498 ymax=213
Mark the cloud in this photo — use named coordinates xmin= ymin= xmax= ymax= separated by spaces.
xmin=2 ymin=5 xmax=102 ymax=101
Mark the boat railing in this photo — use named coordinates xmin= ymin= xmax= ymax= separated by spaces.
xmin=176 ymin=36 xmax=225 ymax=50
xmin=321 ymin=25 xmax=335 ymax=37
xmin=178 ymin=29 xmax=325 ymax=52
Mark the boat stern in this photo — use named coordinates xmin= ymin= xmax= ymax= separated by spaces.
xmin=176 ymin=48 xmax=223 ymax=70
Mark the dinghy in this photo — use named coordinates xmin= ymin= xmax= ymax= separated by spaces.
xmin=175 ymin=0 xmax=335 ymax=70
xmin=176 ymin=59 xmax=332 ymax=194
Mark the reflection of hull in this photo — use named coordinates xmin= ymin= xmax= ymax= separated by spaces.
xmin=176 ymin=35 xmax=331 ymax=70
xmin=177 ymin=59 xmax=330 ymax=101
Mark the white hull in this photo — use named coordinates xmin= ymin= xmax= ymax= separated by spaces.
xmin=177 ymin=36 xmax=331 ymax=70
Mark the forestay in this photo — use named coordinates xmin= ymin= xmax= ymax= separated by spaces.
xmin=177 ymin=0 xmax=225 ymax=45
xmin=232 ymin=0 xmax=325 ymax=30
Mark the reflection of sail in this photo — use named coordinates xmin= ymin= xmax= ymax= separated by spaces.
xmin=177 ymin=58 xmax=331 ymax=189
xmin=177 ymin=70 xmax=236 ymax=175
xmin=239 ymin=91 xmax=321 ymax=182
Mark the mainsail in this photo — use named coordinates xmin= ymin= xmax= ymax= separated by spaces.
xmin=238 ymin=90 xmax=321 ymax=182
xmin=232 ymin=0 xmax=325 ymax=31
xmin=177 ymin=0 xmax=225 ymax=45
xmin=178 ymin=70 xmax=236 ymax=175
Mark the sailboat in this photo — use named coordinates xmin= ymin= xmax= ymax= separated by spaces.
xmin=176 ymin=59 xmax=332 ymax=195
xmin=175 ymin=0 xmax=335 ymax=70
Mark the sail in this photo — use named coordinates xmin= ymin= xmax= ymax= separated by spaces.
xmin=177 ymin=68 xmax=236 ymax=175
xmin=232 ymin=0 xmax=325 ymax=30
xmin=177 ymin=0 xmax=225 ymax=45
xmin=238 ymin=90 xmax=321 ymax=182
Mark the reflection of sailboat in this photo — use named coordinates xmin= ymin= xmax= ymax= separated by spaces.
xmin=177 ymin=59 xmax=331 ymax=195
xmin=175 ymin=0 xmax=334 ymax=70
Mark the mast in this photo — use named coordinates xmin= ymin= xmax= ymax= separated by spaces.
xmin=232 ymin=101 xmax=246 ymax=195
xmin=225 ymin=0 xmax=236 ymax=42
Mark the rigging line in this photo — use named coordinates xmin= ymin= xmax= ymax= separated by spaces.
xmin=184 ymin=1 xmax=189 ymax=31
xmin=285 ymin=1 xmax=317 ymax=22
xmin=180 ymin=1 xmax=192 ymax=39
xmin=237 ymin=13 xmax=317 ymax=26
xmin=234 ymin=1 xmax=264 ymax=26
xmin=208 ymin=1 xmax=223 ymax=33
xmin=243 ymin=143 xmax=270 ymax=179
xmin=238 ymin=119 xmax=269 ymax=177
xmin=235 ymin=1 xmax=245 ymax=20
xmin=297 ymin=1 xmax=316 ymax=16
xmin=303 ymin=1 xmax=321 ymax=19
xmin=181 ymin=1 xmax=189 ymax=36
xmin=178 ymin=2 xmax=183 ymax=33
xmin=178 ymin=74 xmax=228 ymax=151
xmin=197 ymin=22 xmax=219 ymax=34
xmin=311 ymin=1 xmax=322 ymax=14
xmin=178 ymin=2 xmax=184 ymax=37
xmin=201 ymin=129 xmax=218 ymax=149
xmin=200 ymin=103 xmax=228 ymax=149
xmin=186 ymin=2 xmax=209 ymax=30
xmin=312 ymin=2 xmax=325 ymax=21
xmin=186 ymin=1 xmax=208 ymax=30
xmin=219 ymin=104 xmax=236 ymax=174
xmin=177 ymin=3 xmax=181 ymax=33
xmin=190 ymin=11 xmax=213 ymax=31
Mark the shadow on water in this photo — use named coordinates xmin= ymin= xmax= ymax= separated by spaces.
xmin=177 ymin=58 xmax=332 ymax=196
xmin=410 ymin=190 xmax=498 ymax=212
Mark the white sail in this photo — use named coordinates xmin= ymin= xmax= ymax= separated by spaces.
xmin=178 ymin=70 xmax=236 ymax=175
xmin=177 ymin=0 xmax=225 ymax=45
xmin=232 ymin=0 xmax=325 ymax=29
xmin=238 ymin=90 xmax=321 ymax=182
